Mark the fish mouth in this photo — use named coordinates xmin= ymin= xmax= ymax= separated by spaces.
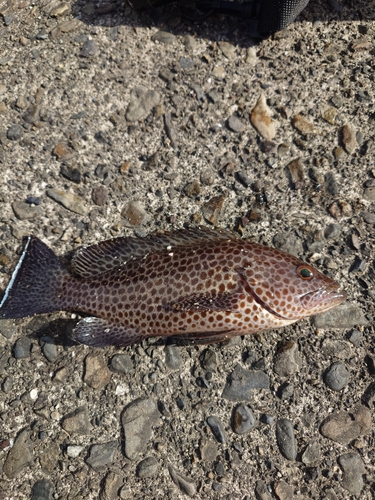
xmin=301 ymin=284 xmax=347 ymax=312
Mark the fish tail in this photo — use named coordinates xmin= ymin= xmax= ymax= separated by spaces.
xmin=0 ymin=236 xmax=71 ymax=319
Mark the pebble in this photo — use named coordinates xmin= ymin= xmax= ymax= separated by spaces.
xmin=250 ymin=94 xmax=277 ymax=140
xmin=341 ymin=123 xmax=357 ymax=153
xmin=292 ymin=114 xmax=317 ymax=136
xmin=83 ymin=353 xmax=111 ymax=389
xmin=328 ymin=200 xmax=352 ymax=219
xmin=212 ymin=66 xmax=225 ymax=79
xmin=80 ymin=39 xmax=98 ymax=58
xmin=53 ymin=142 xmax=69 ymax=159
xmin=151 ymin=30 xmax=176 ymax=44
xmin=245 ymin=47 xmax=258 ymax=66
xmin=338 ymin=452 xmax=365 ymax=495
xmin=50 ymin=2 xmax=70 ymax=17
xmin=3 ymin=430 xmax=33 ymax=478
xmin=301 ymin=440 xmax=321 ymax=465
xmin=228 ymin=114 xmax=245 ymax=133
xmin=91 ymin=185 xmax=108 ymax=206
xmin=272 ymin=232 xmax=303 ymax=256
xmin=13 ymin=337 xmax=32 ymax=359
xmin=46 ymin=188 xmax=88 ymax=216
xmin=363 ymin=187 xmax=375 ymax=201
xmin=168 ymin=465 xmax=197 ymax=497
xmin=199 ymin=348 xmax=218 ymax=372
xmin=232 ymin=404 xmax=256 ymax=434
xmin=12 ymin=200 xmax=42 ymax=220
xmin=60 ymin=165 xmax=81 ymax=183
xmin=218 ymin=41 xmax=236 ymax=59
xmin=110 ymin=353 xmax=134 ymax=374
xmin=136 ymin=456 xmax=159 ymax=478
xmin=273 ymin=341 xmax=302 ymax=377
xmin=274 ymin=480 xmax=295 ymax=500
xmin=320 ymin=404 xmax=371 ymax=444
xmin=61 ymin=406 xmax=92 ymax=434
xmin=312 ymin=303 xmax=367 ymax=329
xmin=207 ymin=416 xmax=227 ymax=443
xmin=125 ymin=86 xmax=161 ymax=122
xmin=39 ymin=444 xmax=59 ymax=474
xmin=277 ymin=382 xmax=294 ymax=399
xmin=179 ymin=56 xmax=194 ymax=72
xmin=2 ymin=376 xmax=13 ymax=393
xmin=7 ymin=125 xmax=23 ymax=141
xmin=42 ymin=342 xmax=58 ymax=363
xmin=320 ymin=339 xmax=352 ymax=359
xmin=121 ymin=200 xmax=148 ymax=226
xmin=324 ymin=223 xmax=341 ymax=240
xmin=184 ymin=180 xmax=201 ymax=197
xmin=324 ymin=361 xmax=350 ymax=391
xmin=164 ymin=345 xmax=182 ymax=371
xmin=222 ymin=364 xmax=270 ymax=401
xmin=254 ymin=480 xmax=272 ymax=500
xmin=287 ymin=159 xmax=304 ymax=189
xmin=31 ymin=479 xmax=53 ymax=500
xmin=100 ymin=472 xmax=123 ymax=500
xmin=121 ymin=397 xmax=160 ymax=460
xmin=321 ymin=105 xmax=337 ymax=125
xmin=86 ymin=441 xmax=118 ymax=470
xmin=201 ymin=195 xmax=226 ymax=225
xmin=362 ymin=381 xmax=375 ymax=407
xmin=276 ymin=418 xmax=296 ymax=461
xmin=361 ymin=211 xmax=375 ymax=224
xmin=66 ymin=445 xmax=84 ymax=458
xmin=200 ymin=440 xmax=218 ymax=461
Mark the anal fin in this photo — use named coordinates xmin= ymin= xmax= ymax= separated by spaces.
xmin=71 ymin=317 xmax=141 ymax=347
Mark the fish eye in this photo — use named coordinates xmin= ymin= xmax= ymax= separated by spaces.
xmin=297 ymin=265 xmax=314 ymax=280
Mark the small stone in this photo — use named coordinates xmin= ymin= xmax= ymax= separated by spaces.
xmin=255 ymin=480 xmax=272 ymax=500
xmin=53 ymin=142 xmax=69 ymax=159
xmin=320 ymin=404 xmax=371 ymax=445
xmin=61 ymin=406 xmax=92 ymax=434
xmin=136 ymin=456 xmax=159 ymax=478
xmin=42 ymin=342 xmax=58 ymax=362
xmin=164 ymin=345 xmax=182 ymax=371
xmin=3 ymin=430 xmax=33 ymax=479
xmin=232 ymin=404 xmax=256 ymax=434
xmin=50 ymin=2 xmax=70 ymax=16
xmin=92 ymin=185 xmax=108 ymax=206
xmin=212 ymin=66 xmax=225 ymax=79
xmin=245 ymin=47 xmax=258 ymax=66
xmin=100 ymin=472 xmax=123 ymax=500
xmin=273 ymin=341 xmax=302 ymax=377
xmin=31 ymin=479 xmax=53 ymax=500
xmin=228 ymin=114 xmax=245 ymax=133
xmin=287 ymin=159 xmax=304 ymax=189
xmin=276 ymin=418 xmax=296 ymax=461
xmin=13 ymin=337 xmax=31 ymax=359
xmin=39 ymin=443 xmax=59 ymax=474
xmin=218 ymin=40 xmax=236 ymax=59
xmin=2 ymin=376 xmax=13 ymax=393
xmin=201 ymin=195 xmax=226 ymax=225
xmin=66 ymin=445 xmax=84 ymax=458
xmin=341 ymin=123 xmax=357 ymax=153
xmin=361 ymin=211 xmax=375 ymax=224
xmin=46 ymin=188 xmax=88 ymax=216
xmin=277 ymin=382 xmax=294 ymax=399
xmin=324 ymin=223 xmax=341 ymax=239
xmin=110 ymin=353 xmax=134 ymax=374
xmin=125 ymin=86 xmax=161 ymax=122
xmin=60 ymin=165 xmax=81 ymax=183
xmin=12 ymin=201 xmax=42 ymax=220
xmin=207 ymin=416 xmax=227 ymax=443
xmin=168 ymin=465 xmax=197 ymax=497
xmin=80 ymin=39 xmax=98 ymax=58
xmin=321 ymin=105 xmax=337 ymax=125
xmin=199 ymin=348 xmax=218 ymax=372
xmin=292 ymin=114 xmax=317 ymax=135
xmin=324 ymin=361 xmax=350 ymax=391
xmin=302 ymin=440 xmax=321 ymax=465
xmin=200 ymin=440 xmax=218 ymax=461
xmin=7 ymin=125 xmax=23 ymax=141
xmin=151 ymin=31 xmax=176 ymax=44
xmin=363 ymin=187 xmax=375 ymax=201
xmin=84 ymin=353 xmax=111 ymax=389
xmin=184 ymin=180 xmax=201 ymax=197
xmin=179 ymin=57 xmax=194 ymax=72
xmin=86 ymin=441 xmax=118 ymax=471
xmin=53 ymin=366 xmax=68 ymax=383
xmin=222 ymin=364 xmax=270 ymax=402
xmin=338 ymin=452 xmax=365 ymax=495
xmin=362 ymin=381 xmax=375 ymax=407
xmin=272 ymin=232 xmax=303 ymax=256
xmin=274 ymin=480 xmax=295 ymax=500
xmin=121 ymin=398 xmax=160 ymax=460
xmin=251 ymin=94 xmax=277 ymax=140
xmin=121 ymin=201 xmax=147 ymax=226
xmin=320 ymin=339 xmax=352 ymax=359
xmin=312 ymin=303 xmax=367 ymax=329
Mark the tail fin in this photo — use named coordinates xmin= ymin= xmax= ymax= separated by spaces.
xmin=0 ymin=236 xmax=71 ymax=319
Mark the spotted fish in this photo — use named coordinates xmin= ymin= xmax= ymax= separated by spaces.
xmin=0 ymin=228 xmax=346 ymax=347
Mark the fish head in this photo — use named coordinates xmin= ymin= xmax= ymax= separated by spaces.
xmin=242 ymin=246 xmax=346 ymax=321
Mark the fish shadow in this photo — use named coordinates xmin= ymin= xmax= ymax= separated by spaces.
xmin=30 ymin=317 xmax=78 ymax=347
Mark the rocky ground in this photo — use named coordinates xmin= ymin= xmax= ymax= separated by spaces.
xmin=0 ymin=0 xmax=375 ymax=498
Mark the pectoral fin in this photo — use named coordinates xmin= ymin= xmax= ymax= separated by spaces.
xmin=71 ymin=317 xmax=141 ymax=347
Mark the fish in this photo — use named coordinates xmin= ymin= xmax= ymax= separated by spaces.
xmin=0 ymin=227 xmax=346 ymax=347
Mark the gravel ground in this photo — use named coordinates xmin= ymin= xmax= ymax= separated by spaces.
xmin=1 ymin=1 xmax=375 ymax=499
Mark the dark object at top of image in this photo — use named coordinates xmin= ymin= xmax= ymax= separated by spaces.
xmin=128 ymin=0 xmax=310 ymax=38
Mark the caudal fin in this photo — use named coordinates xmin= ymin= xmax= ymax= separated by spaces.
xmin=0 ymin=236 xmax=71 ymax=319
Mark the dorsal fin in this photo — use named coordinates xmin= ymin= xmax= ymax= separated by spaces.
xmin=71 ymin=226 xmax=239 ymax=278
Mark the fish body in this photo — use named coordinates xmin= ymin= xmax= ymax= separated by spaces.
xmin=0 ymin=228 xmax=346 ymax=347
